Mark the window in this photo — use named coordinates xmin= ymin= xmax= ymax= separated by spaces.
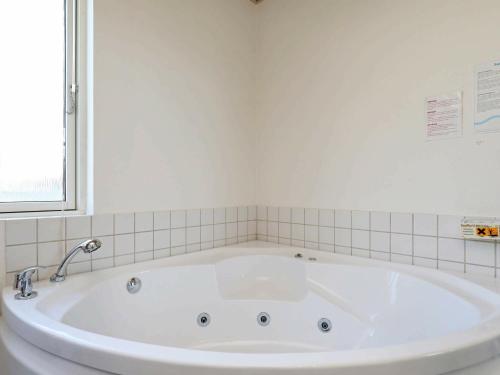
xmin=0 ymin=0 xmax=78 ymax=213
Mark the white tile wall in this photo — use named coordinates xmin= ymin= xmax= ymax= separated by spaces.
xmin=2 ymin=206 xmax=257 ymax=283
xmin=4 ymin=205 xmax=499 ymax=282
xmin=256 ymin=206 xmax=500 ymax=278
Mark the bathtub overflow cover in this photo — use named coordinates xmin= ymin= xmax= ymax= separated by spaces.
xmin=197 ymin=313 xmax=211 ymax=327
xmin=126 ymin=277 xmax=142 ymax=294
xmin=257 ymin=312 xmax=270 ymax=326
xmin=318 ymin=318 xmax=332 ymax=333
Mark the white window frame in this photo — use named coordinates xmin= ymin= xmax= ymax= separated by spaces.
xmin=0 ymin=0 xmax=84 ymax=215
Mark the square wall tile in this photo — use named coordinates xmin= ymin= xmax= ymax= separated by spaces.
xmin=268 ymin=207 xmax=279 ymax=222
xmin=38 ymin=241 xmax=65 ymax=267
xmin=248 ymin=221 xmax=257 ymax=235
xmin=135 ymin=212 xmax=153 ymax=232
xmin=187 ymin=227 xmax=201 ymax=244
xmin=268 ymin=222 xmax=278 ymax=237
xmin=352 ymin=211 xmax=369 ymax=230
xmin=370 ymin=232 xmax=390 ymax=252
xmin=319 ymin=209 xmax=334 ymax=227
xmin=335 ymin=228 xmax=351 ymax=247
xmin=187 ymin=210 xmax=201 ymax=227
xmin=257 ymin=221 xmax=267 ymax=235
xmin=391 ymin=254 xmax=412 ymax=265
xmin=226 ymin=207 xmax=238 ymax=223
xmin=390 ymin=233 xmax=412 ymax=255
xmin=171 ymin=210 xmax=186 ymax=228
xmin=466 ymin=264 xmax=495 ymax=277
xmin=391 ymin=213 xmax=412 ymax=234
xmin=171 ymin=228 xmax=186 ymax=247
xmin=238 ymin=206 xmax=248 ymax=222
xmin=352 ymin=230 xmax=369 ymax=250
xmin=413 ymin=257 xmax=437 ymax=269
xmin=6 ymin=244 xmax=37 ymax=272
xmin=438 ymin=215 xmax=464 ymax=239
xmin=226 ymin=223 xmax=237 ymax=238
xmin=201 ymin=209 xmax=214 ymax=225
xmin=238 ymin=222 xmax=248 ymax=237
xmin=114 ymin=213 xmax=134 ymax=234
xmin=66 ymin=216 xmax=91 ymax=240
xmin=466 ymin=240 xmax=495 ymax=267
xmin=93 ymin=257 xmax=114 ymax=271
xmin=214 ymin=208 xmax=226 ymax=224
xmin=6 ymin=219 xmax=37 ymax=245
xmin=115 ymin=254 xmax=134 ymax=266
xmin=305 ymin=208 xmax=319 ymax=226
xmin=154 ymin=230 xmax=170 ymax=250
xmin=154 ymin=249 xmax=170 ymax=259
xmin=279 ymin=207 xmax=291 ymax=223
xmin=335 ymin=210 xmax=351 ymax=228
xmin=319 ymin=227 xmax=334 ymax=245
xmin=92 ymin=214 xmax=114 ymax=237
xmin=38 ymin=217 xmax=65 ymax=242
xmin=292 ymin=208 xmax=305 ymax=224
xmin=135 ymin=232 xmax=153 ymax=252
xmin=201 ymin=226 xmax=213 ymax=243
xmin=414 ymin=236 xmax=437 ymax=259
xmin=335 ymin=246 xmax=351 ymax=255
xmin=115 ymin=234 xmax=134 ymax=256
xmin=371 ymin=212 xmax=390 ymax=232
xmin=135 ymin=251 xmax=154 ymax=263
xmin=257 ymin=206 xmax=267 ymax=221
xmin=67 ymin=261 xmax=91 ymax=275
xmin=438 ymin=238 xmax=464 ymax=262
xmin=413 ymin=213 xmax=437 ymax=236
xmin=319 ymin=243 xmax=334 ymax=252
xmin=292 ymin=224 xmax=305 ymax=240
xmin=214 ymin=224 xmax=225 ymax=241
xmin=371 ymin=251 xmax=390 ymax=261
xmin=278 ymin=223 xmax=291 ymax=238
xmin=248 ymin=206 xmax=257 ymax=221
xmin=305 ymin=225 xmax=318 ymax=243
xmin=154 ymin=211 xmax=171 ymax=230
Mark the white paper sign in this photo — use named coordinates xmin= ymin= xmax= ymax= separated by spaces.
xmin=475 ymin=60 xmax=500 ymax=133
xmin=425 ymin=92 xmax=462 ymax=140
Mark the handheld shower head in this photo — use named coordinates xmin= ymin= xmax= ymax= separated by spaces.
xmin=50 ymin=238 xmax=102 ymax=282
xmin=83 ymin=239 xmax=102 ymax=253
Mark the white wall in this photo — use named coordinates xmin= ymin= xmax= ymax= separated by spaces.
xmin=255 ymin=0 xmax=500 ymax=217
xmin=92 ymin=0 xmax=256 ymax=213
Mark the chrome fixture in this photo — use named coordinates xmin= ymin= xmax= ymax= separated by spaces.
xmin=318 ymin=318 xmax=332 ymax=333
xmin=197 ymin=313 xmax=211 ymax=327
xmin=257 ymin=312 xmax=270 ymax=326
xmin=14 ymin=266 xmax=44 ymax=300
xmin=126 ymin=277 xmax=142 ymax=294
xmin=50 ymin=239 xmax=102 ymax=282
xmin=294 ymin=253 xmax=303 ymax=258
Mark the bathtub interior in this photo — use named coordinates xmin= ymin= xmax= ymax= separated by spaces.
xmin=32 ymin=253 xmax=500 ymax=354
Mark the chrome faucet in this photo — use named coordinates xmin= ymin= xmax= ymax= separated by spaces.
xmin=14 ymin=266 xmax=44 ymax=300
xmin=50 ymin=239 xmax=102 ymax=282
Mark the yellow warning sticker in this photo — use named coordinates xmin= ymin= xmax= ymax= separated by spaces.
xmin=476 ymin=227 xmax=499 ymax=237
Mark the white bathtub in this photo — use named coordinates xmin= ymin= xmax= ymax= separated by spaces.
xmin=3 ymin=242 xmax=500 ymax=375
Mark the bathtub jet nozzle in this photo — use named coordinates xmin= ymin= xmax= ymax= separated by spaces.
xmin=50 ymin=239 xmax=102 ymax=282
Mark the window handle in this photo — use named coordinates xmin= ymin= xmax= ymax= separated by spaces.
xmin=66 ymin=83 xmax=78 ymax=115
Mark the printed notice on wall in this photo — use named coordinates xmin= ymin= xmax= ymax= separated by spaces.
xmin=425 ymin=92 xmax=462 ymax=141
xmin=475 ymin=60 xmax=500 ymax=133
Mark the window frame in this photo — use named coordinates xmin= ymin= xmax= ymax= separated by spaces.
xmin=0 ymin=0 xmax=80 ymax=215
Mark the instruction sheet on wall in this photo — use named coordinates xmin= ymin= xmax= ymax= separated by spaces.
xmin=475 ymin=60 xmax=500 ymax=133
xmin=425 ymin=92 xmax=462 ymax=141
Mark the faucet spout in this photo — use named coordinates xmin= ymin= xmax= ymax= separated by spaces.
xmin=50 ymin=239 xmax=102 ymax=282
